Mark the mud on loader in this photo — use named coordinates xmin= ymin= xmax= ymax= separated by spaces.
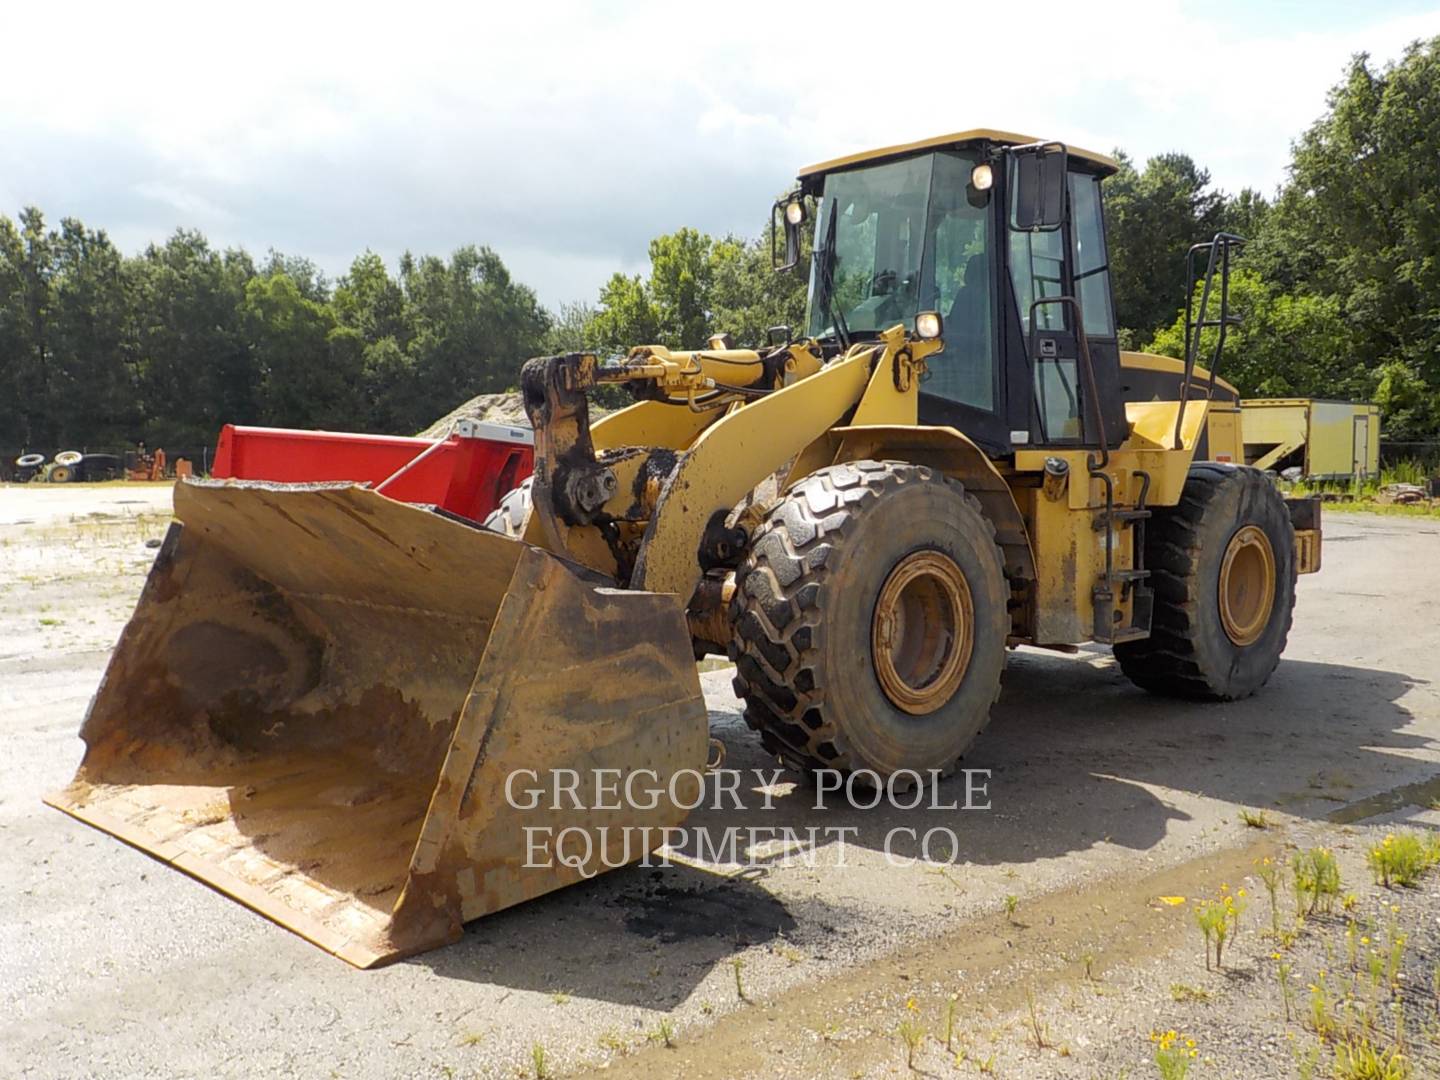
xmin=48 ymin=129 xmax=1322 ymax=967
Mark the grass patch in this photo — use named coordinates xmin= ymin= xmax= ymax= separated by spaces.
xmin=1238 ymin=808 xmax=1271 ymax=829
xmin=1332 ymin=1036 xmax=1410 ymax=1079
xmin=1366 ymin=832 xmax=1440 ymax=888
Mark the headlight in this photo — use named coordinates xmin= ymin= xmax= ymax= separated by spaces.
xmin=970 ymin=163 xmax=993 ymax=191
xmin=915 ymin=311 xmax=943 ymax=340
xmin=785 ymin=200 xmax=805 ymax=226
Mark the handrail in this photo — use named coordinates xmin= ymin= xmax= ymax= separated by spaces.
xmin=1174 ymin=232 xmax=1246 ymax=449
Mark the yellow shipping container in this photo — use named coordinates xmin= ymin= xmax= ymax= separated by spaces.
xmin=1241 ymin=399 xmax=1380 ymax=480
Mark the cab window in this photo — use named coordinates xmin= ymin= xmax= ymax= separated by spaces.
xmin=1069 ymin=173 xmax=1115 ymax=337
xmin=1008 ymin=226 xmax=1067 ymax=332
xmin=922 ymin=152 xmax=993 ymax=411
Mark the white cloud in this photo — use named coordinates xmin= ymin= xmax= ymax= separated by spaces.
xmin=1 ymin=0 xmax=1436 ymax=306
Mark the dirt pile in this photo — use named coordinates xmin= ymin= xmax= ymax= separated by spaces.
xmin=419 ymin=387 xmax=617 ymax=440
xmin=416 ymin=392 xmax=530 ymax=439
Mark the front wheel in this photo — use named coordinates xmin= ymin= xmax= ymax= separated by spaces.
xmin=728 ymin=460 xmax=1010 ymax=781
xmin=1115 ymin=464 xmax=1296 ymax=699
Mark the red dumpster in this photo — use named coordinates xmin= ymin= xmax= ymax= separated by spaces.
xmin=211 ymin=420 xmax=533 ymax=523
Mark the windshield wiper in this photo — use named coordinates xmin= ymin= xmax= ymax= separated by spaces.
xmin=813 ymin=200 xmax=851 ymax=349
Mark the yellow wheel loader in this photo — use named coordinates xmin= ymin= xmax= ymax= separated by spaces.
xmin=48 ymin=129 xmax=1322 ymax=966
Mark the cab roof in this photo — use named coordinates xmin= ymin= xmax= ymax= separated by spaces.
xmin=798 ymin=128 xmax=1120 ymax=180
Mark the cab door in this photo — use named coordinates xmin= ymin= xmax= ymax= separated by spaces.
xmin=1003 ymin=163 xmax=1129 ymax=449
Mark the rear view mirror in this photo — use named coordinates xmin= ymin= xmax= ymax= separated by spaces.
xmin=1009 ymin=144 xmax=1068 ymax=231
xmin=771 ymin=193 xmax=805 ymax=271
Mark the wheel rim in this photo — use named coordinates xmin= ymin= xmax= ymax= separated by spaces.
xmin=1218 ymin=525 xmax=1276 ymax=647
xmin=871 ymin=550 xmax=974 ymax=715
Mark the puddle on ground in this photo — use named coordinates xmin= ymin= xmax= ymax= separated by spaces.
xmin=1328 ymin=773 xmax=1440 ymax=824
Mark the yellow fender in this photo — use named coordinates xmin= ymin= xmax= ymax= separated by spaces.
xmin=826 ymin=424 xmax=1037 ymax=618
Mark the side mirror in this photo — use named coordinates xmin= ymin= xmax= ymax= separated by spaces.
xmin=771 ymin=193 xmax=806 ymax=271
xmin=1009 ymin=144 xmax=1068 ymax=231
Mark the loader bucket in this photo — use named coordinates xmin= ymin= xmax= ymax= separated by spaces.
xmin=46 ymin=479 xmax=709 ymax=967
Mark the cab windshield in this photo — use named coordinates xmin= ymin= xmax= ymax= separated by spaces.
xmin=807 ymin=150 xmax=994 ymax=410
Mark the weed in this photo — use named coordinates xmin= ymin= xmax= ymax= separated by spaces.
xmin=38 ymin=616 xmax=61 ymax=626
xmin=1257 ymin=856 xmax=1284 ymax=936
xmin=1294 ymin=848 xmax=1342 ymax=916
xmin=730 ymin=957 xmax=747 ymax=1002
xmin=1386 ymin=926 xmax=1407 ymax=991
xmin=1170 ymin=983 xmax=1212 ymax=1003
xmin=1293 ymin=1040 xmax=1323 ymax=1080
xmin=1276 ymin=957 xmax=1295 ymax=1022
xmin=1332 ymin=1036 xmax=1410 ymax=1079
xmin=597 ymin=1030 xmax=626 ymax=1052
xmin=772 ymin=943 xmax=804 ymax=966
xmin=699 ymin=1000 xmax=714 ymax=1016
xmin=1239 ymin=808 xmax=1271 ymax=829
xmin=1151 ymin=1030 xmax=1198 ymax=1080
xmin=977 ymin=1052 xmax=997 ymax=1073
xmin=943 ymin=993 xmax=958 ymax=1051
xmin=531 ymin=1042 xmax=549 ymax=1080
xmin=1309 ymin=971 xmax=1339 ymax=1040
xmin=1194 ymin=889 xmax=1245 ymax=970
xmin=1082 ymin=951 xmax=1097 ymax=982
xmin=1004 ymin=894 xmax=1019 ymax=922
xmin=1023 ymin=983 xmax=1047 ymax=1048
xmin=1367 ymin=832 xmax=1440 ymax=888
xmin=896 ymin=1014 xmax=925 ymax=1070
xmin=648 ymin=1019 xmax=676 ymax=1048
xmin=549 ymin=990 xmax=570 ymax=1006
xmin=458 ymin=1030 xmax=486 ymax=1047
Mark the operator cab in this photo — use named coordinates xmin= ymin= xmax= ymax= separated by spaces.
xmin=791 ymin=129 xmax=1130 ymax=456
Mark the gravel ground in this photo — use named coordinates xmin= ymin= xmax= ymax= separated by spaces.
xmin=2 ymin=488 xmax=1438 ymax=1079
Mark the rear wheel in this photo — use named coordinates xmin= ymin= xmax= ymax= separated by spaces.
xmin=729 ymin=460 xmax=1010 ymax=781
xmin=1115 ymin=464 xmax=1295 ymax=699
xmin=483 ymin=476 xmax=532 ymax=537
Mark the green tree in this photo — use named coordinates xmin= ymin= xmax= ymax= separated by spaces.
xmin=243 ymin=271 xmax=366 ymax=430
xmin=541 ymin=300 xmax=597 ymax=354
xmin=130 ymin=230 xmax=257 ymax=446
xmin=647 ymin=227 xmax=712 ymax=348
xmin=709 ymin=232 xmax=809 ymax=347
xmin=398 ymin=246 xmax=548 ymax=429
xmin=1106 ymin=151 xmax=1228 ymax=348
xmin=588 ymin=271 xmax=660 ymax=354
xmin=333 ymin=251 xmax=416 ymax=431
xmin=1250 ymin=37 xmax=1440 ymax=435
xmin=48 ymin=218 xmax=137 ymax=445
xmin=1147 ymin=269 xmax=1360 ymax=401
xmin=0 ymin=208 xmax=55 ymax=446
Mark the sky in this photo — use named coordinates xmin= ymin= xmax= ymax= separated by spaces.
xmin=3 ymin=0 xmax=1438 ymax=310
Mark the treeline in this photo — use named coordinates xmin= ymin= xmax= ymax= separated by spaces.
xmin=0 ymin=224 xmax=552 ymax=447
xmin=3 ymin=39 xmax=1439 ymax=450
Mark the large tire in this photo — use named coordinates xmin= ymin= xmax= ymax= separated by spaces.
xmin=1115 ymin=463 xmax=1296 ymax=700
xmin=729 ymin=460 xmax=1010 ymax=780
xmin=483 ymin=476 xmax=532 ymax=537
